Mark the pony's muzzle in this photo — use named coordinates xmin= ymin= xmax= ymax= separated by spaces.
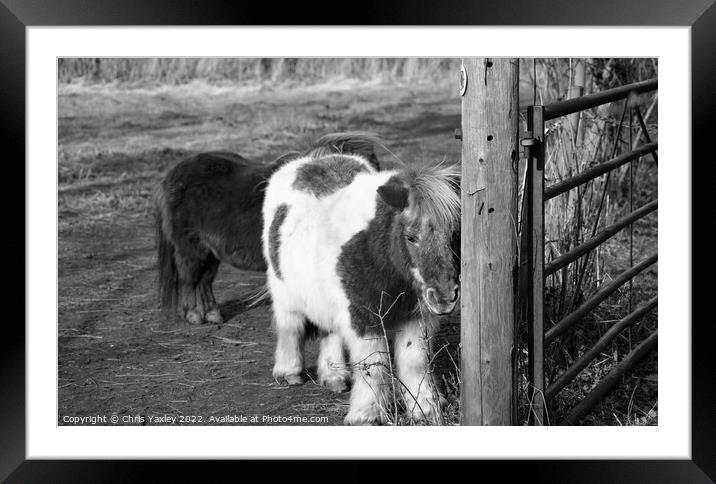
xmin=424 ymin=285 xmax=460 ymax=315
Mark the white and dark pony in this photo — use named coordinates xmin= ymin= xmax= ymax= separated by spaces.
xmin=154 ymin=133 xmax=380 ymax=325
xmin=262 ymin=137 xmax=460 ymax=425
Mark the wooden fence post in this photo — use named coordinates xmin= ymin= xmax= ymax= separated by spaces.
xmin=460 ymin=58 xmax=519 ymax=425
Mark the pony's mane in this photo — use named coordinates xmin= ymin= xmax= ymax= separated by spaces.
xmin=268 ymin=131 xmax=382 ymax=171
xmin=404 ymin=163 xmax=461 ymax=232
xmin=307 ymin=131 xmax=382 ymax=160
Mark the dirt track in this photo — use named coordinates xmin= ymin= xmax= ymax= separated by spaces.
xmin=58 ymin=82 xmax=462 ymax=425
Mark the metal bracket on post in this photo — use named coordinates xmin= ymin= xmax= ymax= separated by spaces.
xmin=520 ymin=135 xmax=537 ymax=161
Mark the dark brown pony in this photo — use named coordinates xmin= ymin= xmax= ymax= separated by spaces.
xmin=154 ymin=133 xmax=381 ymax=324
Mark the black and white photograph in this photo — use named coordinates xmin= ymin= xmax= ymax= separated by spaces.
xmin=57 ymin=57 xmax=658 ymax=427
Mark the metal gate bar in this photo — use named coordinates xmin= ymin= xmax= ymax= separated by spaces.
xmin=545 ymin=200 xmax=657 ymax=276
xmin=523 ymin=105 xmax=546 ymax=425
xmin=559 ymin=331 xmax=658 ymax=425
xmin=635 ymin=106 xmax=658 ymax=164
xmin=544 ymin=143 xmax=657 ymax=200
xmin=545 ymin=254 xmax=657 ymax=343
xmin=543 ymin=79 xmax=658 ymax=120
xmin=546 ymin=296 xmax=658 ymax=400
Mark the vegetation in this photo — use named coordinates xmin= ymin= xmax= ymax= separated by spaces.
xmin=58 ymin=58 xmax=459 ymax=86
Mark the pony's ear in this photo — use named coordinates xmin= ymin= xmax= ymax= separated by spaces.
xmin=377 ymin=181 xmax=409 ymax=210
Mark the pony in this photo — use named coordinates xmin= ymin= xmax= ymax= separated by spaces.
xmin=262 ymin=140 xmax=460 ymax=425
xmin=154 ymin=133 xmax=381 ymax=325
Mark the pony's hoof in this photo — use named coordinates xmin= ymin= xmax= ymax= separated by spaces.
xmin=320 ymin=375 xmax=349 ymax=393
xmin=205 ymin=309 xmax=223 ymax=324
xmin=185 ymin=309 xmax=204 ymax=325
xmin=272 ymin=366 xmax=305 ymax=386
xmin=407 ymin=397 xmax=440 ymax=423
xmin=344 ymin=406 xmax=385 ymax=426
xmin=284 ymin=374 xmax=305 ymax=386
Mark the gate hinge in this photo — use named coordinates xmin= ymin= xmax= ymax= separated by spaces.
xmin=520 ymin=134 xmax=538 ymax=159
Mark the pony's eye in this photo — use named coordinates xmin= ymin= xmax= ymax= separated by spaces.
xmin=405 ymin=233 xmax=419 ymax=245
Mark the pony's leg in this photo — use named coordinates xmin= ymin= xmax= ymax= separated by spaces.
xmin=174 ymin=242 xmax=209 ymax=325
xmin=317 ymin=333 xmax=350 ymax=393
xmin=272 ymin=309 xmax=306 ymax=385
xmin=344 ymin=331 xmax=391 ymax=425
xmin=197 ymin=256 xmax=222 ymax=324
xmin=394 ymin=319 xmax=441 ymax=423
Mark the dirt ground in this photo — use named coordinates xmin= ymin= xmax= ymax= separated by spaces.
xmin=58 ymin=80 xmax=463 ymax=426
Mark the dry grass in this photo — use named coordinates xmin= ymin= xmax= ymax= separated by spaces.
xmin=357 ymin=291 xmax=461 ymax=426
xmin=59 ymin=58 xmax=460 ymax=87
xmin=306 ymin=290 xmax=462 ymax=426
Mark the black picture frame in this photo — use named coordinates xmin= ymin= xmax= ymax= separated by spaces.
xmin=5 ymin=0 xmax=713 ymax=481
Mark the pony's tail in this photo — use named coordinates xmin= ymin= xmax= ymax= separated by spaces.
xmin=308 ymin=131 xmax=382 ymax=169
xmin=155 ymin=189 xmax=178 ymax=315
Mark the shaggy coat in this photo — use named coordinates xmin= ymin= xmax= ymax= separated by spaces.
xmin=262 ymin=148 xmax=460 ymax=425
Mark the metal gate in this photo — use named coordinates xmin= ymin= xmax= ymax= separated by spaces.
xmin=519 ymin=78 xmax=659 ymax=425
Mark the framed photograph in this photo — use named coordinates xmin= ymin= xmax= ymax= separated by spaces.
xmin=7 ymin=0 xmax=712 ymax=480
